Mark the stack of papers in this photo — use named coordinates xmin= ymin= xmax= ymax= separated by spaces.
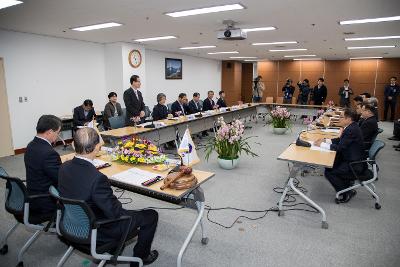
xmin=321 ymin=128 xmax=340 ymax=133
xmin=111 ymin=168 xmax=160 ymax=187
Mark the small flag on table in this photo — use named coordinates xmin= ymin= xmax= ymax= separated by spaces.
xmin=178 ymin=128 xmax=200 ymax=166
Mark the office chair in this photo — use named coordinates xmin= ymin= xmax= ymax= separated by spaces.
xmin=335 ymin=140 xmax=385 ymax=209
xmin=49 ymin=186 xmax=142 ymax=267
xmin=108 ymin=116 xmax=125 ymax=129
xmin=0 ymin=172 xmax=56 ymax=267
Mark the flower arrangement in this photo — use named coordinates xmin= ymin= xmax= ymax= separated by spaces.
xmin=270 ymin=106 xmax=291 ymax=128
xmin=328 ymin=100 xmax=335 ymax=107
xmin=317 ymin=109 xmax=325 ymax=116
xmin=112 ymin=137 xmax=167 ymax=164
xmin=205 ymin=117 xmax=258 ymax=161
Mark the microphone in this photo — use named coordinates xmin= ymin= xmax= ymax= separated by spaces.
xmin=296 ymin=130 xmax=311 ymax=147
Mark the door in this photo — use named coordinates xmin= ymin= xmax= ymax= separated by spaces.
xmin=0 ymin=58 xmax=14 ymax=157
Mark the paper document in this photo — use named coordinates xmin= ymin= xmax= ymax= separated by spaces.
xmin=111 ymin=168 xmax=160 ymax=187
xmin=310 ymin=146 xmax=334 ymax=152
xmin=322 ymin=128 xmax=340 ymax=133
xmin=92 ymin=159 xmax=110 ymax=168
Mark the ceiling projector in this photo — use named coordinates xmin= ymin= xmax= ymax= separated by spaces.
xmin=217 ymin=28 xmax=247 ymax=40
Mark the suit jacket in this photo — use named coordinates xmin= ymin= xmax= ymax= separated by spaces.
xmin=202 ymin=98 xmax=215 ymax=111
xmin=103 ymin=102 xmax=123 ymax=129
xmin=188 ymin=100 xmax=202 ymax=114
xmin=384 ymin=84 xmax=400 ymax=102
xmin=170 ymin=100 xmax=189 ymax=116
xmin=329 ymin=122 xmax=365 ymax=173
xmin=123 ymin=88 xmax=145 ymax=126
xmin=217 ymin=98 xmax=227 ymax=108
xmin=73 ymin=106 xmax=96 ymax=128
xmin=313 ymin=85 xmax=327 ymax=105
xmin=24 ymin=137 xmax=61 ymax=214
xmin=58 ymin=157 xmax=128 ymax=242
xmin=152 ymin=103 xmax=169 ymax=121
xmin=338 ymin=87 xmax=353 ymax=106
xmin=359 ymin=116 xmax=378 ymax=149
xmin=282 ymin=85 xmax=295 ymax=100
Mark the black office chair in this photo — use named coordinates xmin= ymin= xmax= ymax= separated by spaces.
xmin=0 ymin=171 xmax=56 ymax=267
xmin=108 ymin=116 xmax=125 ymax=129
xmin=49 ymin=186 xmax=142 ymax=267
xmin=335 ymin=140 xmax=385 ymax=209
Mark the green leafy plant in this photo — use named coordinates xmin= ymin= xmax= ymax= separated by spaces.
xmin=270 ymin=106 xmax=292 ymax=128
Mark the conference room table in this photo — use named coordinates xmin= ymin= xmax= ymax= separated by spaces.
xmin=256 ymin=102 xmax=327 ymax=119
xmin=276 ymin=128 xmax=340 ymax=229
xmin=60 ymin=153 xmax=214 ymax=267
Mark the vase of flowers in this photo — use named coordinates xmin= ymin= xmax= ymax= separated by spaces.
xmin=270 ymin=106 xmax=291 ymax=134
xmin=112 ymin=137 xmax=167 ymax=164
xmin=205 ymin=117 xmax=258 ymax=169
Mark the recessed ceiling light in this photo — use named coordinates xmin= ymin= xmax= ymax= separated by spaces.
xmin=345 ymin=35 xmax=400 ymax=41
xmin=165 ymin=3 xmax=244 ymax=17
xmin=347 ymin=45 xmax=396 ymax=49
xmin=244 ymin=59 xmax=261 ymax=62
xmin=0 ymin=0 xmax=22 ymax=10
xmin=71 ymin=22 xmax=122 ymax=31
xmin=284 ymin=55 xmax=316 ymax=58
xmin=207 ymin=51 xmax=239 ymax=55
xmin=340 ymin=16 xmax=400 ymax=25
xmin=242 ymin=27 xmax=276 ymax=32
xmin=252 ymin=41 xmax=297 ymax=46
xmin=180 ymin=45 xmax=216 ymax=50
xmin=293 ymin=58 xmax=322 ymax=61
xmin=229 ymin=56 xmax=257 ymax=59
xmin=350 ymin=56 xmax=383 ymax=59
xmin=269 ymin=48 xmax=308 ymax=52
xmin=134 ymin=36 xmax=177 ymax=42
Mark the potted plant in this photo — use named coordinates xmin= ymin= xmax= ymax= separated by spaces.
xmin=270 ymin=106 xmax=291 ymax=134
xmin=205 ymin=117 xmax=258 ymax=169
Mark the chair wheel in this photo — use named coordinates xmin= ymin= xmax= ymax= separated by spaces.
xmin=201 ymin=237 xmax=209 ymax=245
xmin=16 ymin=262 xmax=23 ymax=267
xmin=0 ymin=244 xmax=8 ymax=255
xmin=321 ymin=221 xmax=329 ymax=229
xmin=278 ymin=210 xmax=284 ymax=216
xmin=335 ymin=198 xmax=340 ymax=204
xmin=375 ymin=203 xmax=381 ymax=210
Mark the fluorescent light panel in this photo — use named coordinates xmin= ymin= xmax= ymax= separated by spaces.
xmin=347 ymin=45 xmax=395 ymax=49
xmin=340 ymin=16 xmax=400 ymax=25
xmin=269 ymin=48 xmax=307 ymax=52
xmin=134 ymin=36 xmax=176 ymax=42
xmin=345 ymin=35 xmax=400 ymax=41
xmin=293 ymin=58 xmax=322 ymax=61
xmin=72 ymin=22 xmax=122 ymax=31
xmin=350 ymin=57 xmax=383 ymax=59
xmin=284 ymin=55 xmax=316 ymax=58
xmin=0 ymin=0 xmax=22 ymax=10
xmin=229 ymin=56 xmax=257 ymax=59
xmin=243 ymin=27 xmax=276 ymax=32
xmin=208 ymin=51 xmax=239 ymax=55
xmin=252 ymin=41 xmax=297 ymax=46
xmin=165 ymin=3 xmax=244 ymax=17
xmin=180 ymin=45 xmax=216 ymax=50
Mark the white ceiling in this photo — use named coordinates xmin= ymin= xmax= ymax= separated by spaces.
xmin=1 ymin=0 xmax=400 ymax=60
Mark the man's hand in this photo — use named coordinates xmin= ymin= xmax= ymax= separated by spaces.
xmin=338 ymin=127 xmax=344 ymax=137
xmin=388 ymin=96 xmax=393 ymax=101
xmin=314 ymin=138 xmax=324 ymax=147
xmin=140 ymin=110 xmax=145 ymax=117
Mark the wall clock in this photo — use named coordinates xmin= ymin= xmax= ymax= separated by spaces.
xmin=128 ymin=49 xmax=142 ymax=68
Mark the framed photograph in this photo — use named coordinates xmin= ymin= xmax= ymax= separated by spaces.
xmin=165 ymin=58 xmax=182 ymax=79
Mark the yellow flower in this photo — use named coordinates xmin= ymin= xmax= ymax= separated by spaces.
xmin=135 ymin=144 xmax=146 ymax=149
xmin=138 ymin=157 xmax=145 ymax=163
xmin=117 ymin=141 xmax=122 ymax=145
xmin=124 ymin=157 xmax=129 ymax=162
xmin=130 ymin=156 xmax=136 ymax=161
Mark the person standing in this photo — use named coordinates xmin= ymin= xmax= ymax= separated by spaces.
xmin=282 ymin=79 xmax=295 ymax=104
xmin=339 ymin=79 xmax=353 ymax=108
xmin=252 ymin=75 xmax=265 ymax=103
xmin=383 ymin=76 xmax=400 ymax=121
xmin=123 ymin=75 xmax=146 ymax=126
xmin=296 ymin=79 xmax=310 ymax=105
xmin=313 ymin=78 xmax=328 ymax=105
xmin=103 ymin=92 xmax=123 ymax=130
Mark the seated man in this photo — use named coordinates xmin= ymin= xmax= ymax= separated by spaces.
xmin=216 ymin=90 xmax=227 ymax=108
xmin=352 ymin=95 xmax=363 ymax=108
xmin=103 ymin=92 xmax=123 ymax=130
xmin=188 ymin=92 xmax=202 ymax=114
xmin=359 ymin=103 xmax=378 ymax=151
xmin=152 ymin=93 xmax=169 ymax=121
xmin=73 ymin=99 xmax=96 ymax=129
xmin=25 ymin=115 xmax=62 ymax=216
xmin=58 ymin=128 xmax=158 ymax=266
xmin=314 ymin=108 xmax=366 ymax=203
xmin=171 ymin=93 xmax=190 ymax=117
xmin=202 ymin=90 xmax=218 ymax=111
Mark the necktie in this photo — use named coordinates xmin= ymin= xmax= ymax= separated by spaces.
xmin=134 ymin=90 xmax=139 ymax=100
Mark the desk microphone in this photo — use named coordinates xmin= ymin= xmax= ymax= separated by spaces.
xmin=296 ymin=130 xmax=311 ymax=147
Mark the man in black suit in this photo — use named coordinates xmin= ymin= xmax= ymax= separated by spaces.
xmin=338 ymin=79 xmax=353 ymax=108
xmin=58 ymin=128 xmax=158 ymax=266
xmin=314 ymin=108 xmax=366 ymax=203
xmin=73 ymin=99 xmax=96 ymax=129
xmin=24 ymin=115 xmax=62 ymax=215
xmin=359 ymin=103 xmax=378 ymax=151
xmin=188 ymin=92 xmax=202 ymax=114
xmin=312 ymin=78 xmax=328 ymax=105
xmin=123 ymin=75 xmax=146 ymax=126
xmin=170 ymin=93 xmax=190 ymax=117
xmin=216 ymin=90 xmax=227 ymax=108
xmin=202 ymin=90 xmax=218 ymax=111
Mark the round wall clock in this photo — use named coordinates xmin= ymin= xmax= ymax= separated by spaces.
xmin=128 ymin=49 xmax=142 ymax=68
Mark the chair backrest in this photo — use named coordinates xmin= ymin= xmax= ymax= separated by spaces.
xmin=369 ymin=140 xmax=385 ymax=161
xmin=198 ymin=100 xmax=203 ymax=110
xmin=265 ymin=96 xmax=273 ymax=104
xmin=108 ymin=116 xmax=125 ymax=129
xmin=166 ymin=103 xmax=173 ymax=113
xmin=0 ymin=166 xmax=8 ymax=177
xmin=377 ymin=128 xmax=383 ymax=134
xmin=0 ymin=175 xmax=27 ymax=215
xmin=276 ymin=97 xmax=283 ymax=104
xmin=144 ymin=105 xmax=151 ymax=117
xmin=291 ymin=96 xmax=297 ymax=104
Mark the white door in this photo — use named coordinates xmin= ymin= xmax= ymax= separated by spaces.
xmin=0 ymin=58 xmax=14 ymax=157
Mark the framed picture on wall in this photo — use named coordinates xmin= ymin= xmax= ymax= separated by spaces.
xmin=165 ymin=58 xmax=182 ymax=79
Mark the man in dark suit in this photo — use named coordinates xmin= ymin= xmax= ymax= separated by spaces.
xmin=24 ymin=115 xmax=62 ymax=215
xmin=58 ymin=128 xmax=158 ymax=267
xmin=312 ymin=78 xmax=328 ymax=105
xmin=338 ymin=79 xmax=353 ymax=107
xmin=123 ymin=75 xmax=146 ymax=126
xmin=314 ymin=108 xmax=366 ymax=203
xmin=73 ymin=99 xmax=96 ymax=129
xmin=359 ymin=103 xmax=378 ymax=151
xmin=383 ymin=76 xmax=400 ymax=121
xmin=188 ymin=92 xmax=202 ymax=114
xmin=152 ymin=93 xmax=169 ymax=121
xmin=216 ymin=90 xmax=227 ymax=108
xmin=170 ymin=93 xmax=190 ymax=117
xmin=202 ymin=90 xmax=218 ymax=111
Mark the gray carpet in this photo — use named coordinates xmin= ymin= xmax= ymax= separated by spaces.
xmin=0 ymin=120 xmax=399 ymax=267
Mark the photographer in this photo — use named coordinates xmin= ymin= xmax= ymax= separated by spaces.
xmin=296 ymin=79 xmax=311 ymax=105
xmin=282 ymin=79 xmax=295 ymax=104
xmin=252 ymin=75 xmax=265 ymax=103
